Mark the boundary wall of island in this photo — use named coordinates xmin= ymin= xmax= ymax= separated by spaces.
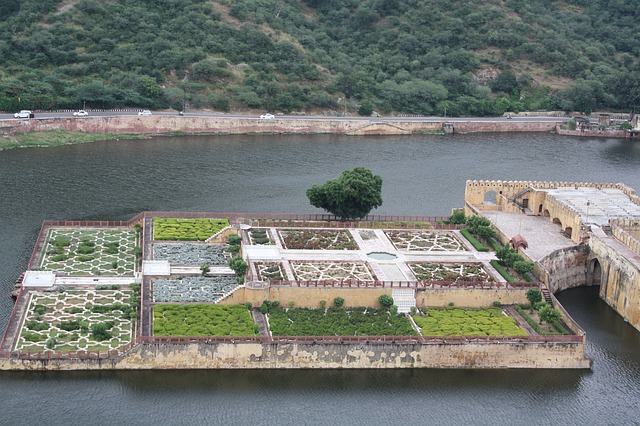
xmin=0 ymin=334 xmax=589 ymax=370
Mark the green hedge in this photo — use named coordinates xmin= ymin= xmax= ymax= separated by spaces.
xmin=490 ymin=260 xmax=515 ymax=283
xmin=514 ymin=305 xmax=569 ymax=335
xmin=268 ymin=307 xmax=415 ymax=336
xmin=154 ymin=218 xmax=230 ymax=241
xmin=413 ymin=308 xmax=526 ymax=337
xmin=154 ymin=304 xmax=258 ymax=336
xmin=514 ymin=305 xmax=543 ymax=334
xmin=488 ymin=238 xmax=503 ymax=252
xmin=460 ymin=228 xmax=489 ymax=252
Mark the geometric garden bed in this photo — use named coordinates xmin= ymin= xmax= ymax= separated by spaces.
xmin=39 ymin=228 xmax=137 ymax=276
xmin=14 ymin=288 xmax=135 ymax=353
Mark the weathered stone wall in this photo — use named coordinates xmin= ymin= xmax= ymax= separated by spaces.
xmin=556 ymin=126 xmax=630 ymax=138
xmin=1 ymin=116 xmax=558 ymax=137
xmin=536 ymin=246 xmax=590 ymax=293
xmin=611 ymin=219 xmax=640 ymax=257
xmin=450 ymin=121 xmax=557 ymax=133
xmin=221 ymin=286 xmax=528 ymax=308
xmin=2 ymin=116 xmax=440 ymax=135
xmin=0 ymin=340 xmax=590 ymax=370
xmin=589 ymin=231 xmax=640 ymax=330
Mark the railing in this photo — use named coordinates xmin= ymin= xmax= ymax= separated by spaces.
xmin=139 ymin=334 xmax=582 ymax=345
xmin=0 ymin=329 xmax=582 ymax=360
xmin=0 ymin=287 xmax=24 ymax=352
xmin=263 ymin=279 xmax=540 ymax=290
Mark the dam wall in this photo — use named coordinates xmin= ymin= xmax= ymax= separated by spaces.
xmin=0 ymin=116 xmax=558 ymax=136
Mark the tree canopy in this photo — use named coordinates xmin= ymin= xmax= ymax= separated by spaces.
xmin=0 ymin=1 xmax=638 ymax=115
xmin=306 ymin=167 xmax=383 ymax=220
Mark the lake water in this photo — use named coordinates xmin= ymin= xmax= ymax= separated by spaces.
xmin=1 ymin=133 xmax=640 ymax=424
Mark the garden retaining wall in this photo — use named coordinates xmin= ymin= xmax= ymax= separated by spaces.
xmin=0 ymin=339 xmax=590 ymax=370
xmin=221 ymin=287 xmax=529 ymax=308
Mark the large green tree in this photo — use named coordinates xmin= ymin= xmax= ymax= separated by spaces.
xmin=306 ymin=167 xmax=383 ymax=220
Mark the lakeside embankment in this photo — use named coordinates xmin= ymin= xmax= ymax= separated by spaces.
xmin=0 ymin=116 xmax=560 ymax=150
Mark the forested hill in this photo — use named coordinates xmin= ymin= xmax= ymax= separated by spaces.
xmin=0 ymin=0 xmax=638 ymax=116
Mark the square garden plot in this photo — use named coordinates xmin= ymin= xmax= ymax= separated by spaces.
xmin=254 ymin=262 xmax=286 ymax=281
xmin=39 ymin=228 xmax=137 ymax=276
xmin=385 ymin=230 xmax=468 ymax=252
xmin=247 ymin=228 xmax=274 ymax=245
xmin=154 ymin=243 xmax=229 ymax=265
xmin=409 ymin=262 xmax=494 ymax=282
xmin=154 ymin=218 xmax=229 ymax=241
xmin=291 ymin=261 xmax=375 ymax=282
xmin=152 ymin=276 xmax=239 ymax=303
xmin=154 ymin=304 xmax=259 ymax=336
xmin=268 ymin=307 xmax=417 ymax=336
xmin=278 ymin=229 xmax=358 ymax=250
xmin=412 ymin=308 xmax=527 ymax=337
xmin=15 ymin=289 xmax=135 ymax=353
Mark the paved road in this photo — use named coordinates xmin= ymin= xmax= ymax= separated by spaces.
xmin=0 ymin=110 xmax=569 ymax=122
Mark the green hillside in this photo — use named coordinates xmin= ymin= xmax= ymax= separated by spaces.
xmin=0 ymin=0 xmax=638 ymax=116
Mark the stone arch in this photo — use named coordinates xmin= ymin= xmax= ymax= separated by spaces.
xmin=483 ymin=190 xmax=497 ymax=205
xmin=588 ymin=258 xmax=602 ymax=286
xmin=552 ymin=217 xmax=562 ymax=227
xmin=564 ymin=226 xmax=573 ymax=238
xmin=538 ymin=204 xmax=543 ymax=214
xmin=543 ymin=209 xmax=550 ymax=217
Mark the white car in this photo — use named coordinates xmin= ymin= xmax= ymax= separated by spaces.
xmin=14 ymin=110 xmax=32 ymax=118
xmin=260 ymin=113 xmax=275 ymax=119
xmin=138 ymin=110 xmax=152 ymax=116
xmin=73 ymin=110 xmax=89 ymax=117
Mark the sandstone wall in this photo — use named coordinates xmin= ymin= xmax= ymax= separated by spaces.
xmin=451 ymin=121 xmax=557 ymax=133
xmin=0 ymin=340 xmax=590 ymax=370
xmin=536 ymin=246 xmax=590 ymax=293
xmin=1 ymin=116 xmax=558 ymax=137
xmin=221 ymin=286 xmax=528 ymax=308
xmin=556 ymin=127 xmax=630 ymax=138
xmin=590 ymin=232 xmax=640 ymax=331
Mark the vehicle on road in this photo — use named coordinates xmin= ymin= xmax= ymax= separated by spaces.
xmin=260 ymin=113 xmax=275 ymax=119
xmin=14 ymin=110 xmax=32 ymax=118
xmin=73 ymin=110 xmax=89 ymax=117
xmin=138 ymin=110 xmax=152 ymax=116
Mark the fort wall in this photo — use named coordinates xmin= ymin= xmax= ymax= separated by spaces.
xmin=0 ymin=339 xmax=590 ymax=370
xmin=589 ymin=229 xmax=640 ymax=330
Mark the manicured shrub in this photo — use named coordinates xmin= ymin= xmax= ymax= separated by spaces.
xmin=378 ymin=294 xmax=394 ymax=308
xmin=76 ymin=254 xmax=94 ymax=262
xmin=460 ymin=229 xmax=489 ymax=252
xmin=490 ymin=260 xmax=515 ymax=283
xmin=34 ymin=305 xmax=46 ymax=315
xmin=333 ymin=297 xmax=345 ymax=308
xmin=228 ymin=234 xmax=241 ymax=245
xmin=448 ymin=209 xmax=465 ymax=225
xmin=22 ymin=332 xmax=45 ymax=342
xmin=52 ymin=237 xmax=71 ymax=247
xmin=25 ymin=320 xmax=48 ymax=331
xmin=51 ymin=254 xmax=69 ymax=262
xmin=91 ymin=322 xmax=112 ymax=341
xmin=200 ymin=263 xmax=210 ymax=276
